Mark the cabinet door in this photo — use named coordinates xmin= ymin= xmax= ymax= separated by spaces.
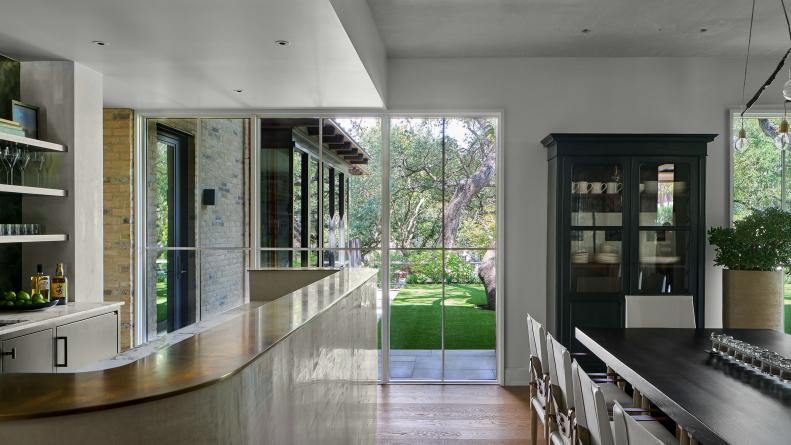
xmin=55 ymin=312 xmax=118 ymax=372
xmin=631 ymin=158 xmax=698 ymax=295
xmin=1 ymin=329 xmax=54 ymax=373
xmin=563 ymin=157 xmax=630 ymax=346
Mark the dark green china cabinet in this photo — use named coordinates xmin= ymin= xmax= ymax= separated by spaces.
xmin=543 ymin=134 xmax=715 ymax=350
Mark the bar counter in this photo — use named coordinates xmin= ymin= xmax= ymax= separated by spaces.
xmin=0 ymin=268 xmax=378 ymax=444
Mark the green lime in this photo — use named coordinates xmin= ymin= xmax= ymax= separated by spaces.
xmin=4 ymin=291 xmax=16 ymax=301
xmin=5 ymin=300 xmax=14 ymax=307
xmin=17 ymin=291 xmax=30 ymax=301
xmin=32 ymin=298 xmax=45 ymax=304
xmin=31 ymin=293 xmax=43 ymax=300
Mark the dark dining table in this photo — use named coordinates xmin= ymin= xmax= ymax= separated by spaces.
xmin=576 ymin=327 xmax=791 ymax=445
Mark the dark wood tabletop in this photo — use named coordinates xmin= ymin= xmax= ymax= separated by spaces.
xmin=576 ymin=328 xmax=791 ymax=445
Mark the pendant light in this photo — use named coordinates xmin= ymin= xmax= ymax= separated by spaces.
xmin=784 ymin=69 xmax=791 ymax=100
xmin=735 ymin=124 xmax=749 ymax=151
xmin=735 ymin=0 xmax=757 ymax=151
xmin=777 ymin=102 xmax=791 ymax=150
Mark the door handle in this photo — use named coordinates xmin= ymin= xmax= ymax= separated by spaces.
xmin=1 ymin=348 xmax=16 ymax=360
xmin=55 ymin=336 xmax=68 ymax=367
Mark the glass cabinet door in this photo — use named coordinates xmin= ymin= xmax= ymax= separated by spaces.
xmin=635 ymin=161 xmax=693 ymax=294
xmin=569 ymin=161 xmax=625 ymax=294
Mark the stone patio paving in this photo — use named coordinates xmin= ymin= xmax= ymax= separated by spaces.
xmin=379 ymin=349 xmax=496 ymax=380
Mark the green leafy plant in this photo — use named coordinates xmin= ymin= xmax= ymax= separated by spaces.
xmin=708 ymin=207 xmax=791 ymax=271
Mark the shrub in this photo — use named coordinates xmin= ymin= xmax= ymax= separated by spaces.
xmin=405 ymin=251 xmax=478 ymax=284
xmin=708 ymin=207 xmax=791 ymax=271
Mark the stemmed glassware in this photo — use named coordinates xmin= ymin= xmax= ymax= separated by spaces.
xmin=17 ymin=150 xmax=31 ymax=186
xmin=7 ymin=146 xmax=20 ymax=185
xmin=1 ymin=145 xmax=13 ymax=184
xmin=35 ymin=152 xmax=47 ymax=187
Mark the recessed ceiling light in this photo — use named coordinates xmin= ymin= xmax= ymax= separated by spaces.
xmin=274 ymin=40 xmax=291 ymax=47
xmin=581 ymin=29 xmax=591 ymax=34
xmin=92 ymin=40 xmax=107 ymax=46
xmin=234 ymin=89 xmax=244 ymax=93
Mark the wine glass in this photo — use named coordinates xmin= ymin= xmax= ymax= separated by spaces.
xmin=0 ymin=146 xmax=8 ymax=184
xmin=35 ymin=152 xmax=47 ymax=187
xmin=7 ymin=147 xmax=20 ymax=185
xmin=17 ymin=150 xmax=31 ymax=186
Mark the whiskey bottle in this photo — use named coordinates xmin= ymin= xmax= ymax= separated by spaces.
xmin=51 ymin=263 xmax=68 ymax=305
xmin=31 ymin=264 xmax=50 ymax=300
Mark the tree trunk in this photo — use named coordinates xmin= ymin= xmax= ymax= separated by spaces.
xmin=443 ymin=138 xmax=496 ymax=248
xmin=477 ymin=244 xmax=496 ymax=310
xmin=758 ymin=118 xmax=780 ymax=140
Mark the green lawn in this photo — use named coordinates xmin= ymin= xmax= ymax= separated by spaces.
xmin=380 ymin=284 xmax=495 ymax=350
xmin=156 ymin=281 xmax=167 ymax=323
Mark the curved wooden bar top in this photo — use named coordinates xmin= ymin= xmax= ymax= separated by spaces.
xmin=0 ymin=268 xmax=377 ymax=421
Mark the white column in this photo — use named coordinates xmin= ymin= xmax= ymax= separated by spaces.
xmin=20 ymin=61 xmax=104 ymax=302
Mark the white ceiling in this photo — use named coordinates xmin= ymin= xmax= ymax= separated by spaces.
xmin=0 ymin=0 xmax=384 ymax=109
xmin=368 ymin=0 xmax=791 ymax=58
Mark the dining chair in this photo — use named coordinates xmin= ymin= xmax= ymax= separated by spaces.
xmin=624 ymin=294 xmax=695 ymax=410
xmin=572 ymin=361 xmax=677 ymax=445
xmin=547 ymin=333 xmax=640 ymax=445
xmin=624 ymin=295 xmax=695 ymax=328
xmin=612 ymin=402 xmax=678 ymax=445
xmin=527 ymin=314 xmax=551 ymax=445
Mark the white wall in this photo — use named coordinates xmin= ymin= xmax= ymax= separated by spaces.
xmin=387 ymin=57 xmax=784 ymax=384
xmin=329 ymin=0 xmax=387 ymax=104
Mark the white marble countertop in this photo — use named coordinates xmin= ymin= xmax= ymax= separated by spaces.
xmin=0 ymin=302 xmax=124 ymax=336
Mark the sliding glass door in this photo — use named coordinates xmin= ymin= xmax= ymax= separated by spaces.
xmin=388 ymin=116 xmax=498 ymax=382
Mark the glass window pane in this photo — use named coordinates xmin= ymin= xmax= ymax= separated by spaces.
xmin=260 ymin=118 xmax=321 ymax=266
xmin=443 ymin=249 xmax=496 ymax=381
xmin=570 ymin=229 xmax=622 ymax=293
xmin=637 ymin=230 xmax=689 ymax=294
xmin=571 ymin=162 xmax=624 ymax=227
xmin=444 ymin=118 xmax=497 ymax=248
xmin=389 ymin=249 xmax=442 ymax=381
xmin=333 ymin=117 xmax=382 ymax=251
xmin=200 ymin=249 xmax=245 ymax=319
xmin=390 ymin=118 xmax=443 ymax=249
xmin=639 ymin=162 xmax=690 ymax=226
xmin=732 ymin=116 xmax=784 ymax=222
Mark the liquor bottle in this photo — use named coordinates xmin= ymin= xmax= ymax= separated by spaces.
xmin=51 ymin=263 xmax=68 ymax=305
xmin=31 ymin=264 xmax=50 ymax=300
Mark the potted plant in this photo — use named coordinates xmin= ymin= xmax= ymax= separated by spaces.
xmin=708 ymin=207 xmax=791 ymax=331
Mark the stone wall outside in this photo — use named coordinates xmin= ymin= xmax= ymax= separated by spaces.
xmin=103 ymin=108 xmax=134 ymax=350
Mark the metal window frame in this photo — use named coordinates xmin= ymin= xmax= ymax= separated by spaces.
xmin=134 ymin=109 xmax=504 ymax=386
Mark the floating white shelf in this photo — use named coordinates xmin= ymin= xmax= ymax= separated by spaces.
xmin=0 ymin=234 xmax=68 ymax=244
xmin=0 ymin=184 xmax=66 ymax=197
xmin=0 ymin=133 xmax=66 ymax=152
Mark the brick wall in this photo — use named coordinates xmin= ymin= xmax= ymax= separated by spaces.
xmin=197 ymin=119 xmax=247 ymax=318
xmin=103 ymin=109 xmax=134 ymax=350
xmin=144 ymin=119 xmax=248 ymax=333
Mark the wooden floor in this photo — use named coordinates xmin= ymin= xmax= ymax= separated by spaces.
xmin=376 ymin=385 xmax=545 ymax=444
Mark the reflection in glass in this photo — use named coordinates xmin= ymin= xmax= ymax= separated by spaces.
xmin=638 ymin=230 xmax=689 ymax=294
xmin=571 ymin=163 xmax=623 ymax=227
xmin=639 ymin=163 xmax=690 ymax=226
xmin=570 ymin=230 xmax=622 ymax=293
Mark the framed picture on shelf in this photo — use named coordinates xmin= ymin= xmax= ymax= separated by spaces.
xmin=9 ymin=100 xmax=39 ymax=139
